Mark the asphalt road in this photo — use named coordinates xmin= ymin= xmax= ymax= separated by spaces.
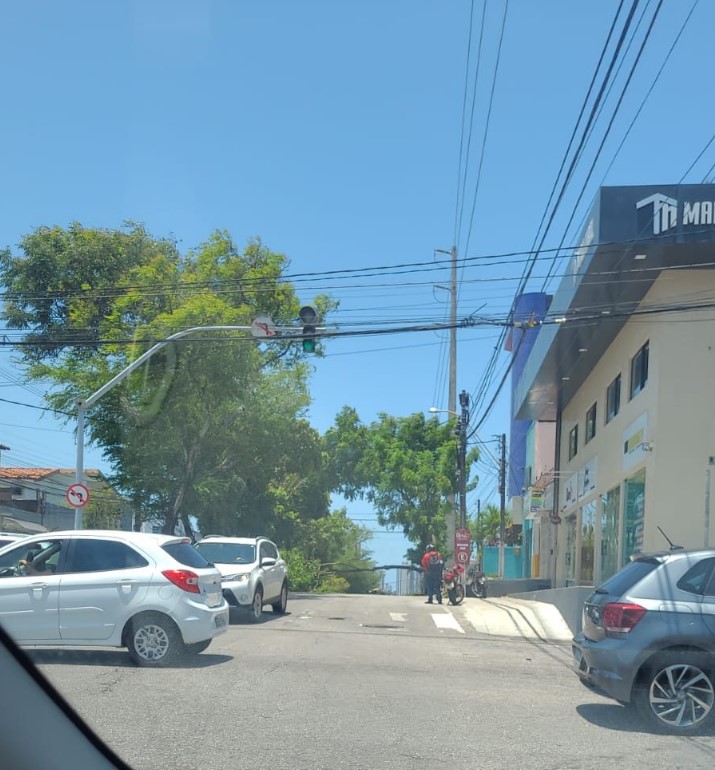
xmin=31 ymin=593 xmax=715 ymax=770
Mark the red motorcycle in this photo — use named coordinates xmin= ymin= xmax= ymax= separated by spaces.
xmin=442 ymin=567 xmax=465 ymax=605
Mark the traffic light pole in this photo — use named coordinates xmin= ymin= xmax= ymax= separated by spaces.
xmin=458 ymin=390 xmax=469 ymax=531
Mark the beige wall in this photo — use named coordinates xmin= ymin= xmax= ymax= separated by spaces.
xmin=552 ymin=270 xmax=715 ymax=586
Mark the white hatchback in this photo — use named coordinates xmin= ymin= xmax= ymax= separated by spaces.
xmin=0 ymin=530 xmax=229 ymax=666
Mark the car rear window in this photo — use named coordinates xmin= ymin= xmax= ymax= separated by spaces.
xmin=163 ymin=542 xmax=212 ymax=568
xmin=596 ymin=558 xmax=660 ymax=596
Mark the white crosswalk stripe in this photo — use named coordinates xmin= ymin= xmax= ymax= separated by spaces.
xmin=431 ymin=611 xmax=465 ymax=634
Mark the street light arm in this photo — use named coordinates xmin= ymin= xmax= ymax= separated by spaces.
xmin=81 ymin=325 xmax=253 ymax=410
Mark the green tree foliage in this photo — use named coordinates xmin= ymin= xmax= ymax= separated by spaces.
xmin=82 ymin=494 xmax=123 ymax=529
xmin=469 ymin=503 xmax=520 ymax=546
xmin=0 ymin=223 xmax=334 ymax=538
xmin=323 ymin=408 xmax=478 ymax=564
xmin=281 ymin=510 xmax=379 ymax=593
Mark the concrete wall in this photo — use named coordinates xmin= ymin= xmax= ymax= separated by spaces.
xmin=511 ymin=586 xmax=593 ymax=636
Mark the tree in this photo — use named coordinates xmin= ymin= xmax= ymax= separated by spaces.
xmin=323 ymin=408 xmax=478 ymax=564
xmin=469 ymin=503 xmax=521 ymax=547
xmin=82 ymin=494 xmax=123 ymax=529
xmin=0 ymin=224 xmax=334 ymax=537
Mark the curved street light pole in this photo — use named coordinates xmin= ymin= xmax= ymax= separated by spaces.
xmin=74 ymin=323 xmax=299 ymax=528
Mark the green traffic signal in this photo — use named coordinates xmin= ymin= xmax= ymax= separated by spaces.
xmin=302 ymin=325 xmax=317 ymax=353
xmin=299 ymin=305 xmax=318 ymax=354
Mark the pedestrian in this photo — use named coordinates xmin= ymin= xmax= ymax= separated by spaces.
xmin=420 ymin=543 xmax=443 ymax=605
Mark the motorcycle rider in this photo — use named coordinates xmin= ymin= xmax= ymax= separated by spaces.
xmin=421 ymin=543 xmax=443 ymax=605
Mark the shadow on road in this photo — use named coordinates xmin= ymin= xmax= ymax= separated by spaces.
xmin=576 ymin=703 xmax=644 ymax=732
xmin=228 ymin=608 xmax=292 ymax=625
xmin=25 ymin=648 xmax=233 ymax=668
xmin=576 ymin=703 xmax=715 ymax=741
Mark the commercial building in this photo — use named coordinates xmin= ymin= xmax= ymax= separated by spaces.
xmin=510 ymin=184 xmax=715 ymax=587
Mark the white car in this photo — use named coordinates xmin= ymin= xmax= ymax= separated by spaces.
xmin=0 ymin=530 xmax=229 ymax=666
xmin=194 ymin=536 xmax=288 ymax=622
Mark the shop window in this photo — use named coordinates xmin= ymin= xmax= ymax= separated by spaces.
xmin=630 ymin=342 xmax=649 ymax=399
xmin=580 ymin=501 xmax=596 ymax=584
xmin=585 ymin=403 xmax=597 ymax=443
xmin=606 ymin=375 xmax=621 ymax=423
xmin=568 ymin=425 xmax=578 ymax=461
xmin=600 ymin=486 xmax=620 ymax=582
xmin=623 ymin=469 xmax=646 ymax=565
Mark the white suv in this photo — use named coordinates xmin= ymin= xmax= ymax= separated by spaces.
xmin=194 ymin=536 xmax=288 ymax=622
xmin=0 ymin=530 xmax=229 ymax=666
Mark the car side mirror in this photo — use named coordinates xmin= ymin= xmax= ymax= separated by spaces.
xmin=261 ymin=557 xmax=277 ymax=567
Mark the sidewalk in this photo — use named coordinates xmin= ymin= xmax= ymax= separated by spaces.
xmin=459 ymin=596 xmax=573 ymax=643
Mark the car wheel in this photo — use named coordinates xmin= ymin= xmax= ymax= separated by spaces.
xmin=272 ymin=581 xmax=288 ymax=614
xmin=127 ymin=613 xmax=184 ymax=667
xmin=248 ymin=585 xmax=263 ymax=623
xmin=185 ymin=639 xmax=212 ymax=655
xmin=634 ymin=652 xmax=715 ymax=734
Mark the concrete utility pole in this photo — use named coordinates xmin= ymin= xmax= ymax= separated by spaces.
xmin=499 ymin=433 xmax=507 ymax=578
xmin=447 ymin=245 xmax=458 ymax=560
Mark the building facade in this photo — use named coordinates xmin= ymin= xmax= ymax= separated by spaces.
xmin=512 ymin=184 xmax=715 ymax=587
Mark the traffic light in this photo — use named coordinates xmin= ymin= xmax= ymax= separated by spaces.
xmin=299 ymin=305 xmax=318 ymax=353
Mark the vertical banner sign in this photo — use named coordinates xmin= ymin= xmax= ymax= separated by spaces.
xmin=455 ymin=528 xmax=471 ymax=567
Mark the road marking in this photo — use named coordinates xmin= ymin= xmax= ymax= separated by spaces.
xmin=389 ymin=612 xmax=407 ymax=622
xmin=431 ymin=612 xmax=465 ymax=634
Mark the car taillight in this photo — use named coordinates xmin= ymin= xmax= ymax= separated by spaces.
xmin=162 ymin=569 xmax=201 ymax=594
xmin=603 ymin=602 xmax=646 ymax=634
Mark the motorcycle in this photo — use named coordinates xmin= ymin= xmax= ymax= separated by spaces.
xmin=442 ymin=568 xmax=465 ymax=606
xmin=466 ymin=566 xmax=487 ymax=598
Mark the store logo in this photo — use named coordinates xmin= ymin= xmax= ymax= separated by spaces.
xmin=636 ymin=192 xmax=715 ymax=235
xmin=636 ymin=193 xmax=678 ymax=235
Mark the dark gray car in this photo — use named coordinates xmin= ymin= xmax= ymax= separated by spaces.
xmin=572 ymin=549 xmax=715 ymax=734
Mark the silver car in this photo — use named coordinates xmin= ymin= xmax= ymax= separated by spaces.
xmin=194 ymin=536 xmax=288 ymax=622
xmin=573 ymin=548 xmax=715 ymax=734
xmin=0 ymin=530 xmax=229 ymax=666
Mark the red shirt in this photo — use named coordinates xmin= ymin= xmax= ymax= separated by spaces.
xmin=421 ymin=550 xmax=443 ymax=572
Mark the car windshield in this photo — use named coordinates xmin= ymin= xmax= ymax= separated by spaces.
xmin=195 ymin=543 xmax=256 ymax=565
xmin=4 ymin=2 xmax=715 ymax=767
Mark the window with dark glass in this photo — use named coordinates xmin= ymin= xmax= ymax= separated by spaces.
xmin=585 ymin=403 xmax=597 ymax=443
xmin=67 ymin=540 xmax=149 ymax=573
xmin=630 ymin=341 xmax=649 ymax=399
xmin=606 ymin=374 xmax=621 ymax=423
xmin=568 ymin=425 xmax=578 ymax=460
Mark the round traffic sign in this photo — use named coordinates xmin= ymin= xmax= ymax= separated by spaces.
xmin=251 ymin=316 xmax=277 ymax=339
xmin=456 ymin=550 xmax=469 ymax=564
xmin=66 ymin=482 xmax=90 ymax=508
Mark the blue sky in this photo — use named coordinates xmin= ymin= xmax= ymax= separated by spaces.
xmin=0 ymin=1 xmax=712 ymax=586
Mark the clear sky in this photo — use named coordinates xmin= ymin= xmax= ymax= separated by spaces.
xmin=1 ymin=1 xmax=712 ymax=586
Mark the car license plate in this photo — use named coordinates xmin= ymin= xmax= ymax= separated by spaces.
xmin=215 ymin=614 xmax=227 ymax=628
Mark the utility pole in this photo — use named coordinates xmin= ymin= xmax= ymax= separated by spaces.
xmin=499 ymin=433 xmax=507 ymax=578
xmin=458 ymin=389 xmax=469 ymax=530
xmin=447 ymin=245 xmax=458 ymax=560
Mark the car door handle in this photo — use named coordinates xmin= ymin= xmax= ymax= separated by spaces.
xmin=30 ymin=582 xmax=48 ymax=590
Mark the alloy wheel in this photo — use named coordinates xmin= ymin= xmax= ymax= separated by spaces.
xmin=648 ymin=663 xmax=715 ymax=729
xmin=134 ymin=623 xmax=170 ymax=662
